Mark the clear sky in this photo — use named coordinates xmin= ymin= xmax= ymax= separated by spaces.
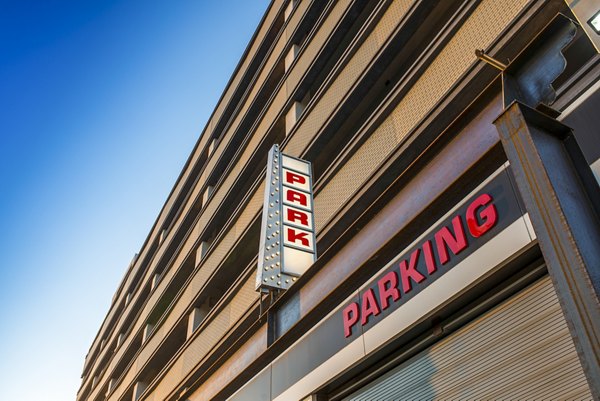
xmin=0 ymin=0 xmax=269 ymax=399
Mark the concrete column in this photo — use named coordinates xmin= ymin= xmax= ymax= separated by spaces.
xmin=284 ymin=0 xmax=297 ymax=21
xmin=202 ymin=185 xmax=213 ymax=208
xmin=208 ymin=138 xmax=218 ymax=156
xmin=195 ymin=241 xmax=210 ymax=266
xmin=130 ymin=252 xmax=138 ymax=267
xmin=285 ymin=101 xmax=305 ymax=135
xmin=116 ymin=332 xmax=125 ymax=348
xmin=186 ymin=302 xmax=210 ymax=339
xmin=151 ymin=273 xmax=161 ymax=290
xmin=106 ymin=378 xmax=117 ymax=396
xmin=284 ymin=44 xmax=299 ymax=72
xmin=132 ymin=381 xmax=148 ymax=401
xmin=142 ymin=323 xmax=154 ymax=343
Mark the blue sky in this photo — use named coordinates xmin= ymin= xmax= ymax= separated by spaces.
xmin=0 ymin=0 xmax=269 ymax=399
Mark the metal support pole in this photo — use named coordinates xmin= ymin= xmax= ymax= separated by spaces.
xmin=494 ymin=101 xmax=600 ymax=398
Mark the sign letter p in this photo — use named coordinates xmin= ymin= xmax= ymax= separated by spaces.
xmin=283 ymin=169 xmax=310 ymax=192
xmin=286 ymin=171 xmax=306 ymax=185
xmin=343 ymin=303 xmax=359 ymax=337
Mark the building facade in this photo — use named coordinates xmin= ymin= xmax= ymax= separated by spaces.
xmin=78 ymin=0 xmax=600 ymax=400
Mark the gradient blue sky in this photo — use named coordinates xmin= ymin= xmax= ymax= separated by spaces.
xmin=0 ymin=1 xmax=269 ymax=399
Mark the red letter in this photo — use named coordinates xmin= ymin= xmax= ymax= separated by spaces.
xmin=361 ymin=288 xmax=381 ymax=325
xmin=399 ymin=248 xmax=425 ymax=293
xmin=285 ymin=171 xmax=306 ymax=186
xmin=423 ymin=240 xmax=437 ymax=274
xmin=287 ymin=208 xmax=309 ymax=226
xmin=287 ymin=227 xmax=310 ymax=247
xmin=466 ymin=193 xmax=497 ymax=238
xmin=435 ymin=215 xmax=467 ymax=265
xmin=343 ymin=303 xmax=359 ymax=337
xmin=378 ymin=271 xmax=400 ymax=310
xmin=286 ymin=189 xmax=308 ymax=207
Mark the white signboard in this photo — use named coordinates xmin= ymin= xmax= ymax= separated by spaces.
xmin=256 ymin=145 xmax=317 ymax=291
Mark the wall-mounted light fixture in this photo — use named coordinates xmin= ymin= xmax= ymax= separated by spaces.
xmin=566 ymin=0 xmax=600 ymax=52
xmin=588 ymin=9 xmax=600 ymax=34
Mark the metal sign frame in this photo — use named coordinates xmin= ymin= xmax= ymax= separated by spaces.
xmin=256 ymin=145 xmax=316 ymax=291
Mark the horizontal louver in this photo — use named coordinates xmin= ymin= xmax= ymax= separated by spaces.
xmin=346 ymin=275 xmax=592 ymax=401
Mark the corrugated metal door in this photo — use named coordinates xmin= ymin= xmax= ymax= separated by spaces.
xmin=345 ymin=275 xmax=593 ymax=400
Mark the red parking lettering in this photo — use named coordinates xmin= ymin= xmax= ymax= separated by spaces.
xmin=435 ymin=215 xmax=467 ymax=265
xmin=378 ymin=271 xmax=400 ymax=310
xmin=399 ymin=248 xmax=425 ymax=293
xmin=466 ymin=193 xmax=497 ymax=237
xmin=361 ymin=288 xmax=381 ymax=325
xmin=287 ymin=208 xmax=309 ymax=226
xmin=423 ymin=240 xmax=437 ymax=274
xmin=287 ymin=227 xmax=310 ymax=247
xmin=285 ymin=171 xmax=306 ymax=186
xmin=343 ymin=303 xmax=359 ymax=338
xmin=286 ymin=189 xmax=308 ymax=207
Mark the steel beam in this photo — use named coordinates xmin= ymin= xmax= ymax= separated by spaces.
xmin=494 ymin=101 xmax=600 ymax=399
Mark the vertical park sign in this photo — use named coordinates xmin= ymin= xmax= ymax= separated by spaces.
xmin=256 ymin=144 xmax=317 ymax=291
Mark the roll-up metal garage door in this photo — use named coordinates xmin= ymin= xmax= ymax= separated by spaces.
xmin=344 ymin=275 xmax=593 ymax=400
